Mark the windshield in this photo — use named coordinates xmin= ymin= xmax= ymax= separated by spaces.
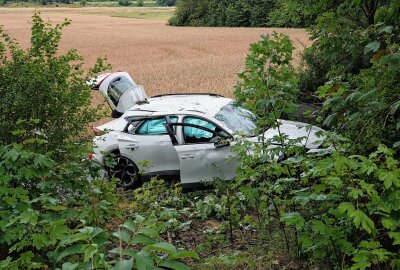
xmin=214 ymin=102 xmax=257 ymax=136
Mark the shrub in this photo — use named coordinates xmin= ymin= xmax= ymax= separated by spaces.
xmin=317 ymin=24 xmax=400 ymax=152
xmin=156 ymin=0 xmax=175 ymax=6
xmin=231 ymin=26 xmax=400 ymax=269
xmin=169 ymin=0 xmax=277 ymax=27
xmin=0 ymin=13 xmax=109 ymax=153
xmin=0 ymin=13 xmax=196 ymax=270
xmin=0 ymin=138 xmax=119 ymax=268
xmin=118 ymin=0 xmax=131 ymax=6
xmin=136 ymin=0 xmax=144 ymax=7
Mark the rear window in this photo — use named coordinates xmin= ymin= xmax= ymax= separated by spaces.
xmin=108 ymin=76 xmax=135 ymax=103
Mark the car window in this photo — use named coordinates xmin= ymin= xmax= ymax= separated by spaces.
xmin=107 ymin=76 xmax=135 ymax=105
xmin=182 ymin=117 xmax=218 ymax=144
xmin=126 ymin=120 xmax=142 ymax=134
xmin=136 ymin=117 xmax=177 ymax=135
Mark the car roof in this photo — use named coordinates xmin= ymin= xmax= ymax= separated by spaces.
xmin=128 ymin=94 xmax=233 ymax=116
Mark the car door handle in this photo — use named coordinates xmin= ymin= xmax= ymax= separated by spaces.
xmin=180 ymin=154 xmax=195 ymax=159
xmin=125 ymin=143 xmax=139 ymax=150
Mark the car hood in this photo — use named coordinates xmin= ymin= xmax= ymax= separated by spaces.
xmin=249 ymin=119 xmax=325 ymax=149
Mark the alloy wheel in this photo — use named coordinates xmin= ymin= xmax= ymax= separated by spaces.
xmin=107 ymin=156 xmax=139 ymax=188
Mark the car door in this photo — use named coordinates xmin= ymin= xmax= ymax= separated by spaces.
xmin=90 ymin=72 xmax=148 ymax=116
xmin=166 ymin=116 xmax=237 ymax=186
xmin=118 ymin=116 xmax=180 ymax=177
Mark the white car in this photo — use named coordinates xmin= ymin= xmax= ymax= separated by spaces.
xmin=90 ymin=72 xmax=324 ymax=189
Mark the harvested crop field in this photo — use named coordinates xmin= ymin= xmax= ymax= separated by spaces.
xmin=0 ymin=7 xmax=311 ymax=120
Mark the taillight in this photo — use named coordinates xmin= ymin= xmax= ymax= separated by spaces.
xmin=87 ymin=153 xmax=94 ymax=159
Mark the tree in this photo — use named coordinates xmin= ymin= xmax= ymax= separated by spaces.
xmin=0 ymin=13 xmax=109 ymax=153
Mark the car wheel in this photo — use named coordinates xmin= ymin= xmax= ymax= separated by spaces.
xmin=107 ymin=155 xmax=140 ymax=188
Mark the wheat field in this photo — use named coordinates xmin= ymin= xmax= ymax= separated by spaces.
xmin=0 ymin=7 xmax=311 ymax=122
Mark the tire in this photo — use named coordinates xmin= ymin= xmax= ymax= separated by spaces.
xmin=106 ymin=155 xmax=141 ymax=189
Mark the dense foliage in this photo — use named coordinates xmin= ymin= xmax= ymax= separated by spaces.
xmin=298 ymin=0 xmax=399 ymax=96
xmin=156 ymin=0 xmax=175 ymax=7
xmin=170 ymin=1 xmax=400 ymax=268
xmin=0 ymin=14 xmax=197 ymax=269
xmin=2 ymin=1 xmax=400 ymax=269
xmin=0 ymin=15 xmax=108 ymax=152
xmin=169 ymin=0 xmax=340 ymax=27
xmin=169 ymin=0 xmax=276 ymax=27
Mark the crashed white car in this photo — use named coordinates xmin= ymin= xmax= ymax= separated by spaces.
xmin=90 ymin=72 xmax=324 ymax=189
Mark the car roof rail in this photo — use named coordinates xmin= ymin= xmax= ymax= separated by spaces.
xmin=151 ymin=93 xmax=225 ymax=98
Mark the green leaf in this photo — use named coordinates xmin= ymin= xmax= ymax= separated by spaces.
xmin=377 ymin=25 xmax=393 ymax=34
xmin=381 ymin=218 xmax=397 ymax=230
xmin=62 ymin=262 xmax=78 ymax=270
xmin=338 ymin=202 xmax=355 ymax=215
xmin=388 ymin=232 xmax=400 ymax=245
xmin=378 ymin=170 xmax=400 ymax=189
xmin=123 ymin=220 xmax=137 ymax=232
xmin=364 ymin=41 xmax=380 ymax=53
xmin=32 ymin=233 xmax=49 ymax=250
xmin=350 ymin=210 xmax=375 ymax=234
xmin=83 ymin=244 xmax=98 ymax=262
xmin=351 ymin=251 xmax=371 ymax=270
xmin=19 ymin=209 xmax=39 ymax=225
xmin=145 ymin=242 xmax=177 ymax=256
xmin=159 ymin=261 xmax=190 ymax=270
xmin=135 ymin=250 xmax=154 ymax=270
xmin=130 ymin=235 xmax=156 ymax=245
xmin=57 ymin=245 xmax=82 ymax=261
xmin=65 ymin=233 xmax=89 ymax=245
xmin=113 ymin=230 xmax=131 ymax=244
xmin=280 ymin=212 xmax=305 ymax=230
xmin=169 ymin=250 xmax=200 ymax=260
xmin=322 ymin=176 xmax=343 ymax=188
xmin=124 ymin=248 xmax=138 ymax=258
xmin=114 ymin=259 xmax=134 ymax=270
xmin=138 ymin=227 xmax=159 ymax=238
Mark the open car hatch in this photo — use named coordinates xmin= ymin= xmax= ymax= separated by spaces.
xmin=89 ymin=72 xmax=148 ymax=117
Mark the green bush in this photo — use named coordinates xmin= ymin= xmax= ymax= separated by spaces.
xmin=169 ymin=0 xmax=277 ymax=27
xmin=0 ymin=13 xmax=197 ymax=270
xmin=118 ymin=0 xmax=131 ymax=6
xmin=297 ymin=0 xmax=399 ymax=96
xmin=0 ymin=13 xmax=108 ymax=153
xmin=156 ymin=0 xmax=175 ymax=6
xmin=268 ymin=0 xmax=340 ymax=28
xmin=317 ymin=24 xmax=400 ymax=152
xmin=136 ymin=0 xmax=144 ymax=7
xmin=0 ymin=138 xmax=119 ymax=268
xmin=230 ymin=28 xmax=400 ymax=269
xmin=57 ymin=215 xmax=199 ymax=269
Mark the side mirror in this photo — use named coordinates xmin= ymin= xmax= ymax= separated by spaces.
xmin=214 ymin=139 xmax=230 ymax=148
